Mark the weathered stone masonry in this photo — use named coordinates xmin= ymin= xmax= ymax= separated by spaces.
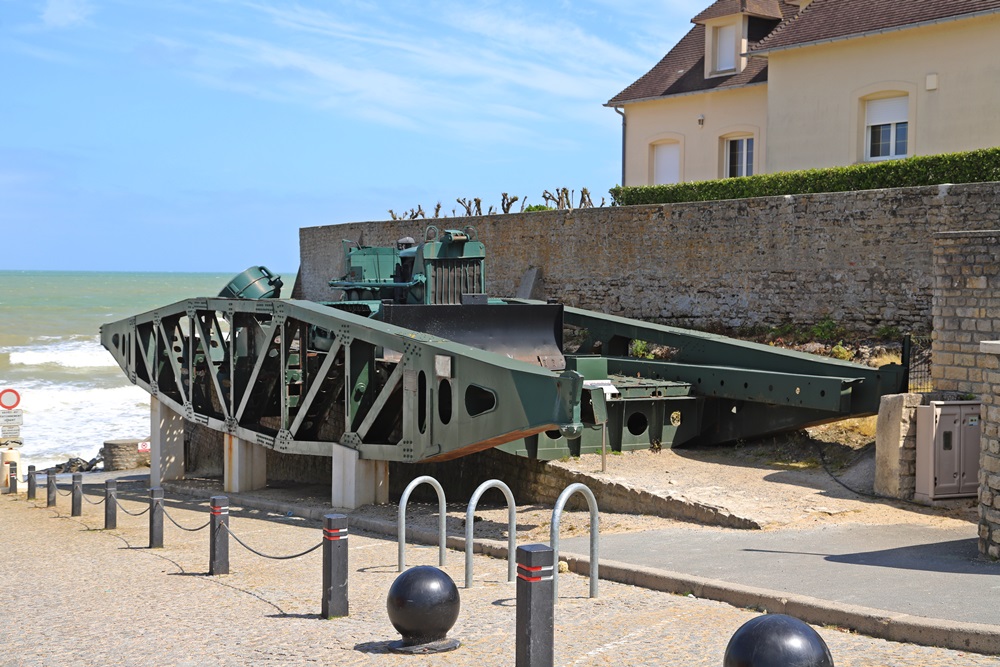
xmin=299 ymin=182 xmax=1000 ymax=334
xmin=930 ymin=230 xmax=1000 ymax=559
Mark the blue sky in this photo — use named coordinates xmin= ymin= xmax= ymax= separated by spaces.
xmin=2 ymin=0 xmax=701 ymax=272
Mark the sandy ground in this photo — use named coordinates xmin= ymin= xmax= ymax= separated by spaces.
xmin=349 ymin=422 xmax=980 ymax=543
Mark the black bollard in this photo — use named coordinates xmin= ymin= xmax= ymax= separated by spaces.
xmin=46 ymin=473 xmax=56 ymax=507
xmin=9 ymin=461 xmax=17 ymax=494
xmin=71 ymin=473 xmax=83 ymax=517
xmin=724 ymin=614 xmax=834 ymax=667
xmin=516 ymin=544 xmax=555 ymax=667
xmin=149 ymin=488 xmax=163 ymax=548
xmin=209 ymin=496 xmax=229 ymax=575
xmin=27 ymin=465 xmax=36 ymax=500
xmin=322 ymin=514 xmax=349 ymax=618
xmin=104 ymin=480 xmax=117 ymax=530
xmin=386 ymin=566 xmax=461 ymax=654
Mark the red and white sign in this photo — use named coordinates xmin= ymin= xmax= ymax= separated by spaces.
xmin=138 ymin=440 xmax=151 ymax=453
xmin=0 ymin=389 xmax=19 ymax=410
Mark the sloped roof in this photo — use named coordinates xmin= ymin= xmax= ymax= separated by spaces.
xmin=693 ymin=0 xmax=784 ymax=23
xmin=752 ymin=0 xmax=1000 ymax=53
xmin=607 ymin=3 xmax=796 ymax=106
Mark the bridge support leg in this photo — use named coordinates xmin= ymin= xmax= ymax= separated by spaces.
xmin=150 ymin=397 xmax=185 ymax=487
xmin=224 ymin=433 xmax=267 ymax=493
xmin=331 ymin=444 xmax=388 ymax=509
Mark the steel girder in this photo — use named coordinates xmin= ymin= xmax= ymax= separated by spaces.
xmin=100 ymin=298 xmax=583 ymax=462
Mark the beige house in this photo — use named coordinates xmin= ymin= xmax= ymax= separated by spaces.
xmin=608 ymin=0 xmax=1000 ymax=186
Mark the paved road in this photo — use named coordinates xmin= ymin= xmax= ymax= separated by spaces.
xmin=560 ymin=522 xmax=1000 ymax=626
xmin=3 ymin=488 xmax=997 ymax=666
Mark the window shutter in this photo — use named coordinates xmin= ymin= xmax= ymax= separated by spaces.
xmin=716 ymin=24 xmax=736 ymax=71
xmin=867 ymin=97 xmax=907 ymax=125
xmin=653 ymin=143 xmax=681 ymax=185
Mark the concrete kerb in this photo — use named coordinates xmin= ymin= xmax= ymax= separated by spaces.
xmin=161 ymin=482 xmax=1000 ymax=656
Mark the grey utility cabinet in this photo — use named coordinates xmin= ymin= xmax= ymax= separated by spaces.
xmin=915 ymin=400 xmax=981 ymax=501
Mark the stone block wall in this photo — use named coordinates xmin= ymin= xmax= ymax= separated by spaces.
xmin=874 ymin=393 xmax=921 ymax=500
xmin=978 ymin=342 xmax=1000 ymax=559
xmin=932 ymin=230 xmax=1000 ymax=396
xmin=300 ymin=182 xmax=1000 ymax=334
xmin=930 ymin=230 xmax=1000 ymax=559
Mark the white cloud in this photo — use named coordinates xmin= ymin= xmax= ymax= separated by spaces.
xmin=41 ymin=0 xmax=93 ymax=28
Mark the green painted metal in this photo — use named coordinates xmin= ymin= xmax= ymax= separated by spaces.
xmin=330 ymin=226 xmax=485 ymax=305
xmin=218 ymin=266 xmax=283 ymax=299
xmin=102 ymin=238 xmax=908 ymax=466
xmin=101 ymin=297 xmax=584 ymax=463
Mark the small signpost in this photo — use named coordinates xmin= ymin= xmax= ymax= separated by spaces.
xmin=0 ymin=403 xmax=23 ymax=448
xmin=1 ymin=389 xmax=22 ymax=491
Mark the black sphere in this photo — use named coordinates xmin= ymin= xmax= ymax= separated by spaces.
xmin=724 ymin=614 xmax=834 ymax=667
xmin=386 ymin=566 xmax=461 ymax=645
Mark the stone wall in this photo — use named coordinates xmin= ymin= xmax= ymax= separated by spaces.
xmin=300 ymin=182 xmax=1000 ymax=334
xmin=979 ymin=342 xmax=1000 ymax=559
xmin=928 ymin=230 xmax=1000 ymax=559
xmin=874 ymin=394 xmax=921 ymax=500
xmin=932 ymin=230 xmax=1000 ymax=396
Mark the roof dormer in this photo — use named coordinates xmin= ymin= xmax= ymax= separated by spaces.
xmin=693 ymin=1 xmax=784 ymax=78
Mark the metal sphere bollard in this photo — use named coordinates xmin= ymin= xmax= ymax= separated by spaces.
xmin=724 ymin=614 xmax=834 ymax=667
xmin=385 ymin=566 xmax=461 ymax=654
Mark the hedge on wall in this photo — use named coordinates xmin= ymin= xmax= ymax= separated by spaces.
xmin=609 ymin=147 xmax=1000 ymax=206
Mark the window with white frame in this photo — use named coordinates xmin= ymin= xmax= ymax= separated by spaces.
xmin=865 ymin=96 xmax=908 ymax=161
xmin=725 ymin=136 xmax=753 ymax=177
xmin=714 ymin=23 xmax=737 ymax=73
xmin=652 ymin=142 xmax=681 ymax=184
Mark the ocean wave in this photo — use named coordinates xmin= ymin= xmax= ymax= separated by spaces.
xmin=12 ymin=383 xmax=151 ymax=464
xmin=6 ymin=338 xmax=117 ymax=369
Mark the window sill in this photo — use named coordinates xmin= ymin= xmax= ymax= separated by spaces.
xmin=707 ymin=69 xmax=738 ymax=79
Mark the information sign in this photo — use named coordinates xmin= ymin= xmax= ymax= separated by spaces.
xmin=0 ymin=410 xmax=22 ymax=426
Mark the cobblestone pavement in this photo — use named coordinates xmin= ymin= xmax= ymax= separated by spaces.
xmin=2 ymin=490 xmax=996 ymax=667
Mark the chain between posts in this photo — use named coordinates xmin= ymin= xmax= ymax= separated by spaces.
xmin=55 ymin=485 xmax=73 ymax=497
xmin=220 ymin=523 xmax=323 ymax=560
xmin=114 ymin=496 xmax=151 ymax=517
xmin=160 ymin=504 xmax=211 ymax=532
xmin=82 ymin=493 xmax=107 ymax=505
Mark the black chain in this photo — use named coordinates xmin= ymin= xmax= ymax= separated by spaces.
xmin=82 ymin=493 xmax=107 ymax=505
xmin=221 ymin=523 xmax=323 ymax=560
xmin=56 ymin=486 xmax=73 ymax=497
xmin=161 ymin=505 xmax=211 ymax=532
xmin=114 ymin=496 xmax=151 ymax=516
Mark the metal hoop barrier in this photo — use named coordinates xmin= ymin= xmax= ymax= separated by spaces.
xmin=161 ymin=505 xmax=211 ymax=532
xmin=114 ymin=497 xmax=151 ymax=517
xmin=220 ymin=523 xmax=323 ymax=560
xmin=465 ymin=479 xmax=517 ymax=588
xmin=550 ymin=482 xmax=600 ymax=600
xmin=397 ymin=475 xmax=447 ymax=571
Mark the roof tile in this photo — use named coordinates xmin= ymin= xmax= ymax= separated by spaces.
xmin=607 ymin=3 xmax=795 ymax=105
xmin=752 ymin=0 xmax=1000 ymax=52
xmin=694 ymin=0 xmax=784 ymax=23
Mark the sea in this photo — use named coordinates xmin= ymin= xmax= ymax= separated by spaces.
xmin=0 ymin=270 xmax=291 ymax=472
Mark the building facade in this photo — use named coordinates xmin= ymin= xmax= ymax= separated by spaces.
xmin=609 ymin=0 xmax=1000 ymax=186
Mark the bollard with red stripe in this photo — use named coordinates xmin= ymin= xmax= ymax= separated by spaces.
xmin=516 ymin=544 xmax=554 ymax=667
xmin=322 ymin=513 xmax=349 ymax=618
xmin=209 ymin=496 xmax=230 ymax=575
